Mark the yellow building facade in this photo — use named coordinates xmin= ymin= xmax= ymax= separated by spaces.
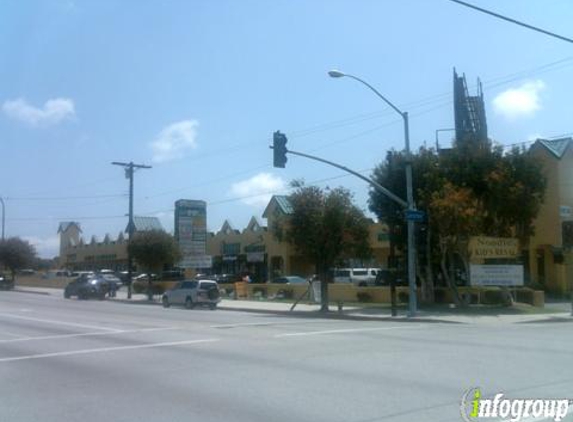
xmin=206 ymin=195 xmax=391 ymax=282
xmin=527 ymin=138 xmax=573 ymax=294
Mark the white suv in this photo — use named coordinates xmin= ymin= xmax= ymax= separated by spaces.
xmin=162 ymin=279 xmax=221 ymax=310
xmin=333 ymin=268 xmax=382 ymax=287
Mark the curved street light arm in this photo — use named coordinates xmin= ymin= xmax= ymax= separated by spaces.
xmin=343 ymin=74 xmax=405 ymax=118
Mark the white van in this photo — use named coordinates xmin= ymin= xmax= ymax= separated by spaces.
xmin=333 ymin=268 xmax=382 ymax=287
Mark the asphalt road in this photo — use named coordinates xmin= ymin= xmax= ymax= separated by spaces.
xmin=1 ymin=290 xmax=573 ymax=422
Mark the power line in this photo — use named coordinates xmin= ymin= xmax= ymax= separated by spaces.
xmin=137 ymin=168 xmax=375 ymax=217
xmin=448 ymin=0 xmax=573 ymax=44
xmin=7 ymin=55 xmax=572 ymax=206
xmin=7 ymin=215 xmax=125 ymax=222
xmin=6 ymin=194 xmax=126 ymax=201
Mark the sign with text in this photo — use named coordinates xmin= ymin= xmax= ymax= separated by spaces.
xmin=469 ymin=236 xmax=519 ymax=260
xmin=470 ymin=265 xmax=524 ymax=286
xmin=175 ymin=200 xmax=208 ymax=268
xmin=180 ymin=255 xmax=212 ymax=269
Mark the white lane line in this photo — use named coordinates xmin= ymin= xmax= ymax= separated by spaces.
xmin=275 ymin=325 xmax=423 ymax=338
xmin=0 ymin=326 xmax=181 ymax=343
xmin=211 ymin=321 xmax=320 ymax=329
xmin=0 ymin=338 xmax=219 ymax=363
xmin=0 ymin=331 xmax=23 ymax=338
xmin=0 ymin=313 xmax=123 ymax=332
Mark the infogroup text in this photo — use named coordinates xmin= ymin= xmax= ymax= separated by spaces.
xmin=461 ymin=388 xmax=571 ymax=422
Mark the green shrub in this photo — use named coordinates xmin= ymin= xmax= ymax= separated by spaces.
xmin=132 ymin=281 xmax=165 ymax=296
xmin=516 ymin=289 xmax=534 ymax=305
xmin=434 ymin=289 xmax=448 ymax=303
xmin=482 ymin=289 xmax=513 ymax=306
xmin=132 ymin=281 xmax=145 ymax=294
xmin=253 ymin=287 xmax=267 ymax=298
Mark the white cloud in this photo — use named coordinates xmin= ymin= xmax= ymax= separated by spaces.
xmin=230 ymin=173 xmax=287 ymax=207
xmin=2 ymin=98 xmax=75 ymax=126
xmin=154 ymin=211 xmax=174 ymax=233
xmin=22 ymin=235 xmax=60 ymax=259
xmin=150 ymin=120 xmax=198 ymax=163
xmin=492 ymin=80 xmax=545 ymax=120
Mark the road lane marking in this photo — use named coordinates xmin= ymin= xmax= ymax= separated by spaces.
xmin=0 ymin=326 xmax=180 ymax=343
xmin=211 ymin=321 xmax=324 ymax=329
xmin=0 ymin=338 xmax=219 ymax=363
xmin=0 ymin=313 xmax=123 ymax=332
xmin=274 ymin=324 xmax=423 ymax=338
xmin=0 ymin=331 xmax=23 ymax=338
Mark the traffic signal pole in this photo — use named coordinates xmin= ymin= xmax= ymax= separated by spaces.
xmin=271 ymin=136 xmax=410 ymax=317
xmin=270 ymin=143 xmax=407 ymax=208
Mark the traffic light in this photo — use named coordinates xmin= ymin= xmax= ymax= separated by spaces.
xmin=273 ymin=131 xmax=288 ymax=168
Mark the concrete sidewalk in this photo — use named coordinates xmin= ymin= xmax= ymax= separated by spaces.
xmin=10 ymin=285 xmax=573 ymax=324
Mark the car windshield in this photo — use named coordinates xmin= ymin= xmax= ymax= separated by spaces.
xmin=3 ymin=3 xmax=572 ymax=422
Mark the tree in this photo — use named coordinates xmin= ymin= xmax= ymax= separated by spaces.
xmin=127 ymin=230 xmax=182 ymax=300
xmin=369 ymin=142 xmax=546 ymax=304
xmin=428 ymin=182 xmax=483 ymax=304
xmin=274 ymin=182 xmax=372 ymax=311
xmin=0 ymin=237 xmax=37 ymax=281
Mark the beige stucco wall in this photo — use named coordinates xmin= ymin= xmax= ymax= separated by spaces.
xmin=61 ymin=241 xmax=128 ymax=270
xmin=206 ymin=210 xmax=391 ymax=281
xmin=527 ymin=143 xmax=573 ymax=292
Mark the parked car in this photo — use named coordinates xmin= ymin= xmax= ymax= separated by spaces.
xmin=214 ymin=273 xmax=241 ymax=284
xmin=161 ymin=279 xmax=221 ymax=309
xmin=19 ymin=269 xmax=35 ymax=276
xmin=133 ymin=273 xmax=158 ymax=281
xmin=63 ymin=275 xmax=111 ymax=300
xmin=70 ymin=271 xmax=95 ymax=278
xmin=0 ymin=273 xmax=14 ymax=290
xmin=269 ymin=276 xmax=309 ymax=285
xmin=161 ymin=269 xmax=185 ymax=281
xmin=333 ymin=268 xmax=382 ymax=287
xmin=100 ymin=273 xmax=122 ymax=292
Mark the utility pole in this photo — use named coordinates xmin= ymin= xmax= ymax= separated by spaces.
xmin=0 ymin=197 xmax=5 ymax=240
xmin=111 ymin=162 xmax=151 ymax=299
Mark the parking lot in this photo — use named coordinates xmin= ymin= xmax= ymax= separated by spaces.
xmin=1 ymin=290 xmax=573 ymax=422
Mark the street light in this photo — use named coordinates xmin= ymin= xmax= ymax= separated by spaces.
xmin=328 ymin=69 xmax=417 ymax=317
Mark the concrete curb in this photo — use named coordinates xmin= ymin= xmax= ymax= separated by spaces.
xmin=216 ymin=305 xmax=462 ymax=323
xmin=11 ymin=288 xmax=51 ymax=296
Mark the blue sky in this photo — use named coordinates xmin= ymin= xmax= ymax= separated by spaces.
xmin=1 ymin=0 xmax=572 ymax=258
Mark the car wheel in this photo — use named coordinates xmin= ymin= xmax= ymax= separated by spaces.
xmin=64 ymin=290 xmax=71 ymax=299
xmin=209 ymin=303 xmax=217 ymax=310
xmin=207 ymin=288 xmax=220 ymax=301
xmin=162 ymin=296 xmax=170 ymax=308
xmin=358 ymin=282 xmax=367 ymax=287
xmin=185 ymin=297 xmax=194 ymax=309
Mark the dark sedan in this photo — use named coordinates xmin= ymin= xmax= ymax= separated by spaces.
xmin=0 ymin=273 xmax=14 ymax=290
xmin=64 ymin=276 xmax=109 ymax=300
